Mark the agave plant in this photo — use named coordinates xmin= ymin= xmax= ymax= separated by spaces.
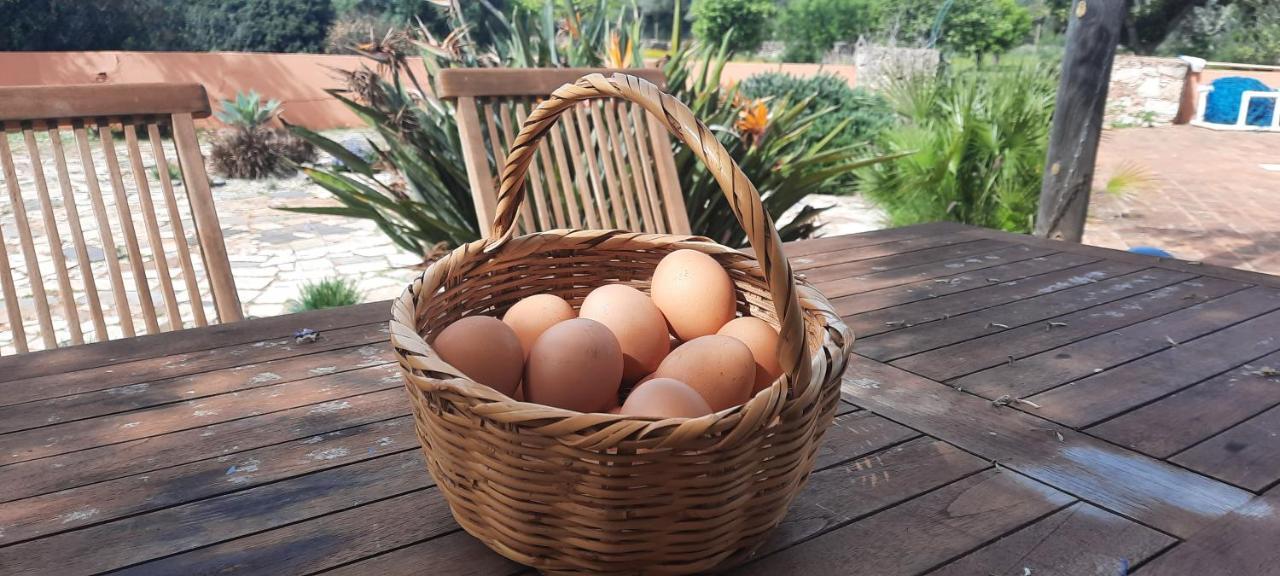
xmin=215 ymin=91 xmax=281 ymax=129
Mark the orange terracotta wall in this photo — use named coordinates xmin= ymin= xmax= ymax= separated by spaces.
xmin=718 ymin=62 xmax=857 ymax=87
xmin=0 ymin=51 xmax=428 ymax=129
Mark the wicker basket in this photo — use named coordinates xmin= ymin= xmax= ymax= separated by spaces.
xmin=390 ymin=72 xmax=854 ymax=574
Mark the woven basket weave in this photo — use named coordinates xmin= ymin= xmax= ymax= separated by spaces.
xmin=390 ymin=72 xmax=854 ymax=574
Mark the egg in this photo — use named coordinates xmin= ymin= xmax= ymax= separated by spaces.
xmin=717 ymin=316 xmax=782 ymax=395
xmin=502 ymin=294 xmax=576 ymax=357
xmin=433 ymin=316 xmax=524 ymax=397
xmin=525 ymin=318 xmax=623 ymax=412
xmin=649 ymin=335 xmax=755 ymax=411
xmin=578 ymin=284 xmax=670 ymax=384
xmin=620 ymin=378 xmax=712 ymax=419
xmin=651 ymin=249 xmax=737 ymax=341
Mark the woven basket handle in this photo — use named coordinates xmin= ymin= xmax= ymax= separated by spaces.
xmin=491 ymin=72 xmax=811 ymax=390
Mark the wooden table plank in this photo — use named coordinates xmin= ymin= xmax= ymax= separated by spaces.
xmin=1089 ymin=349 xmax=1280 ymax=459
xmin=0 ymin=416 xmax=413 ymax=545
xmin=842 ymin=356 xmax=1254 ymax=538
xmin=830 ymin=249 xmax=1092 ymax=317
xmin=861 ymin=268 xmax=1193 ymax=360
xmin=0 ymin=362 xmax=400 ymax=466
xmin=812 ymin=411 xmax=918 ymax=470
xmin=0 ymin=322 xmax=390 ymax=408
xmin=752 ymin=438 xmax=989 ymax=561
xmin=1172 ymin=404 xmax=1280 ymax=492
xmin=322 ymin=530 xmax=525 ymax=576
xmin=0 ymin=342 xmax=393 ymax=435
xmin=894 ymin=276 xmax=1247 ymax=381
xmin=952 ymin=285 xmax=1280 ymax=400
xmin=928 ymin=502 xmax=1176 ymax=576
xmin=1029 ymin=308 xmax=1280 ymax=428
xmin=804 ymin=239 xmax=1010 ymax=283
xmin=1134 ymin=487 xmax=1280 ymax=575
xmin=782 ymin=222 xmax=969 ymax=258
xmin=733 ymin=469 xmax=1074 ymax=576
xmin=791 ymin=232 xmax=988 ymax=272
xmin=846 ymin=260 xmax=1144 ymax=340
xmin=0 ymin=386 xmax=406 ymax=503
xmin=0 ymin=302 xmax=388 ymax=385
xmin=0 ymin=450 xmax=431 ymax=576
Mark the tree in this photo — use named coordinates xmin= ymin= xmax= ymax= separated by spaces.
xmin=776 ymin=0 xmax=882 ymax=62
xmin=690 ymin=0 xmax=774 ymax=53
xmin=185 ymin=0 xmax=334 ymax=53
xmin=939 ymin=0 xmax=1033 ymax=60
xmin=0 ymin=0 xmax=184 ymax=51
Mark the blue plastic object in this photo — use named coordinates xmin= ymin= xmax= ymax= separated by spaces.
xmin=1129 ymin=246 xmax=1174 ymax=258
xmin=1205 ymin=77 xmax=1276 ymax=127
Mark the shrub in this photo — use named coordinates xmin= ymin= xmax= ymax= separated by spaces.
xmin=776 ymin=0 xmax=882 ymax=63
xmin=737 ymin=72 xmax=895 ymax=152
xmin=939 ymin=0 xmax=1034 ymax=60
xmin=860 ymin=64 xmax=1058 ymax=232
xmin=287 ymin=277 xmax=362 ymax=313
xmin=690 ymin=0 xmax=774 ymax=54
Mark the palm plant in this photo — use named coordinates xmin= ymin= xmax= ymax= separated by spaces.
xmin=860 ymin=64 xmax=1058 ymax=233
xmin=215 ymin=91 xmax=281 ymax=128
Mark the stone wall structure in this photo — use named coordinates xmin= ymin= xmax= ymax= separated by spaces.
xmin=1105 ymin=55 xmax=1189 ymax=126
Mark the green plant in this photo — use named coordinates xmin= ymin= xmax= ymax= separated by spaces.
xmin=1101 ymin=161 xmax=1157 ymax=202
xmin=737 ymin=72 xmax=895 ymax=152
xmin=216 ymin=91 xmax=281 ymax=129
xmin=690 ymin=0 xmax=774 ymax=54
xmin=776 ymin=0 xmax=882 ymax=63
xmin=287 ymin=277 xmax=362 ymax=312
xmin=939 ymin=0 xmax=1033 ymax=61
xmin=149 ymin=163 xmax=183 ymax=182
xmin=860 ymin=64 xmax=1058 ymax=233
xmin=288 ymin=0 xmax=892 ymax=260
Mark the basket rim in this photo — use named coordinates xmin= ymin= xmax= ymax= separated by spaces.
xmin=389 ymin=228 xmax=854 ymax=446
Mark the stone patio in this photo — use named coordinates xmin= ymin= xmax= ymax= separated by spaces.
xmin=1086 ymin=125 xmax=1280 ymax=273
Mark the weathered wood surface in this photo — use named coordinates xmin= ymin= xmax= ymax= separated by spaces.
xmin=6 ymin=223 xmax=1280 ymax=574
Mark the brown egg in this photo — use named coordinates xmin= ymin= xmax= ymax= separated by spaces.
xmin=579 ymin=284 xmax=670 ymax=384
xmin=718 ymin=316 xmax=782 ymax=395
xmin=502 ymin=294 xmax=576 ymax=358
xmin=525 ymin=318 xmax=623 ymax=412
xmin=620 ymin=378 xmax=713 ymax=419
xmin=607 ymin=405 xmax=623 ymax=415
xmin=650 ymin=249 xmax=737 ymax=341
xmin=433 ymin=316 xmax=523 ymax=397
xmin=650 ymin=335 xmax=755 ymax=411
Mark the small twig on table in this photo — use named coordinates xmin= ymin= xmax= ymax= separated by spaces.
xmin=988 ymin=322 xmax=1010 ymax=329
xmin=1166 ymin=335 xmax=1179 ymax=346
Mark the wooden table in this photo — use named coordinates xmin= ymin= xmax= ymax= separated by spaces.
xmin=3 ymin=222 xmax=1280 ymax=575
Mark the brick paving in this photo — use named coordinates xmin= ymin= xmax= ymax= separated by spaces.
xmin=1086 ymin=125 xmax=1280 ymax=273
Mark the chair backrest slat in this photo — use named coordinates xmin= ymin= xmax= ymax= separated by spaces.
xmin=100 ymin=123 xmax=162 ymax=335
xmin=0 ymin=83 xmax=240 ymax=354
xmin=147 ymin=123 xmax=208 ymax=327
xmin=442 ymin=68 xmax=689 ymax=237
xmin=23 ymin=128 xmax=82 ymax=344
xmin=48 ymin=126 xmax=109 ymax=340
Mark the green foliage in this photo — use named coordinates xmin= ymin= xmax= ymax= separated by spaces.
xmin=690 ymin=0 xmax=774 ymax=54
xmin=183 ymin=0 xmax=334 ymax=53
xmin=738 ymin=72 xmax=895 ymax=152
xmin=663 ymin=41 xmax=897 ymax=245
xmin=0 ymin=0 xmax=186 ymax=50
xmin=1170 ymin=0 xmax=1280 ymax=65
xmin=216 ymin=91 xmax=281 ymax=129
xmin=938 ymin=0 xmax=1033 ymax=59
xmin=211 ymin=127 xmax=313 ymax=179
xmin=860 ymin=64 xmax=1058 ymax=233
xmin=287 ymin=277 xmax=363 ymax=312
xmin=776 ymin=0 xmax=882 ymax=63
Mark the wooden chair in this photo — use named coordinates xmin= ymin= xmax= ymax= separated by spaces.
xmin=438 ymin=68 xmax=691 ymax=237
xmin=0 ymin=83 xmax=242 ymax=354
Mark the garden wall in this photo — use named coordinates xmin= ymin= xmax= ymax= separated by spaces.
xmin=0 ymin=51 xmax=429 ymax=129
xmin=1106 ymin=55 xmax=1188 ymax=126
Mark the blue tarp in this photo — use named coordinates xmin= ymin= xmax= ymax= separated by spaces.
xmin=1205 ymin=76 xmax=1276 ymax=127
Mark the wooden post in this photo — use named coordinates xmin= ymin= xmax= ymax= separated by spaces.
xmin=1034 ymin=0 xmax=1126 ymax=242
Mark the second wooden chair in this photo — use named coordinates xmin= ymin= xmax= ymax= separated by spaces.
xmin=438 ymin=68 xmax=691 ymax=237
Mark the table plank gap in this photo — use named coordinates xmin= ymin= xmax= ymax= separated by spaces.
xmin=1133 ymin=487 xmax=1280 ymax=575
xmin=1171 ymin=403 xmax=1280 ymax=492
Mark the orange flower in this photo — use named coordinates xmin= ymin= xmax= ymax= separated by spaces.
xmin=605 ymin=31 xmax=633 ymax=68
xmin=736 ymin=99 xmax=769 ymax=145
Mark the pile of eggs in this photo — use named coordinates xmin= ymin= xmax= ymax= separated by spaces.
xmin=432 ymin=249 xmax=782 ymax=419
